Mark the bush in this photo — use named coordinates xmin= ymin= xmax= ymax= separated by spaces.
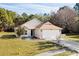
xmin=16 ymin=26 xmax=25 ymax=37
xmin=0 ymin=35 xmax=17 ymax=39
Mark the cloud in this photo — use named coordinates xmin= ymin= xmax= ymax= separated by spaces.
xmin=0 ymin=3 xmax=75 ymax=14
xmin=14 ymin=3 xmax=59 ymax=13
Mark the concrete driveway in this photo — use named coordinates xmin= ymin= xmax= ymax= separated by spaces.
xmin=53 ymin=39 xmax=79 ymax=53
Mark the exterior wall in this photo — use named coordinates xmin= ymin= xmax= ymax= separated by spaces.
xmin=35 ymin=29 xmax=61 ymax=40
xmin=35 ymin=29 xmax=42 ymax=39
xmin=24 ymin=29 xmax=31 ymax=37
xmin=15 ymin=27 xmax=31 ymax=37
xmin=41 ymin=29 xmax=61 ymax=40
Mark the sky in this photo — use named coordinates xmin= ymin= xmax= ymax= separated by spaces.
xmin=0 ymin=3 xmax=76 ymax=15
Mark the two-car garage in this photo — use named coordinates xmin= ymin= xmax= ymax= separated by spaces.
xmin=35 ymin=22 xmax=62 ymax=40
xmin=42 ymin=30 xmax=61 ymax=40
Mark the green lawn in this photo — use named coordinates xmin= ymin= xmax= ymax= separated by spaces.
xmin=0 ymin=39 xmax=63 ymax=56
xmin=0 ymin=32 xmax=76 ymax=56
xmin=0 ymin=32 xmax=15 ymax=35
xmin=54 ymin=51 xmax=75 ymax=56
xmin=62 ymin=34 xmax=79 ymax=42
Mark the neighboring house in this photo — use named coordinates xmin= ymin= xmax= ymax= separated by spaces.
xmin=15 ymin=18 xmax=62 ymax=40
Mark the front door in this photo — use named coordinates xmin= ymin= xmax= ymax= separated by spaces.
xmin=31 ymin=29 xmax=35 ymax=38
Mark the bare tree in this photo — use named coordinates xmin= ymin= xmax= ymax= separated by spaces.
xmin=50 ymin=6 xmax=77 ymax=33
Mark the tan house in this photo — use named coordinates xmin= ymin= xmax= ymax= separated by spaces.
xmin=15 ymin=19 xmax=62 ymax=40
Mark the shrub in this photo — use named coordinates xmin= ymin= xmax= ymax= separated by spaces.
xmin=16 ymin=26 xmax=25 ymax=37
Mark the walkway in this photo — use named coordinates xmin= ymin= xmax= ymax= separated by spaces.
xmin=35 ymin=49 xmax=66 ymax=56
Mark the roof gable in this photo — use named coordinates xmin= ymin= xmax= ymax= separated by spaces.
xmin=21 ymin=18 xmax=42 ymax=29
xmin=36 ymin=21 xmax=62 ymax=30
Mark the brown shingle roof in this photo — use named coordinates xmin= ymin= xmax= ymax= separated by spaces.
xmin=17 ymin=18 xmax=42 ymax=29
xmin=36 ymin=21 xmax=62 ymax=30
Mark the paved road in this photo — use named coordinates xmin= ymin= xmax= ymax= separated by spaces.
xmin=53 ymin=39 xmax=79 ymax=52
xmin=35 ymin=49 xmax=66 ymax=56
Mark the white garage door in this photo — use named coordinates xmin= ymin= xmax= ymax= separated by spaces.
xmin=42 ymin=30 xmax=60 ymax=40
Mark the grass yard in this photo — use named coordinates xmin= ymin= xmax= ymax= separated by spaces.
xmin=62 ymin=34 xmax=79 ymax=42
xmin=0 ymin=39 xmax=63 ymax=56
xmin=0 ymin=32 xmax=15 ymax=35
xmin=0 ymin=32 xmax=76 ymax=56
xmin=54 ymin=51 xmax=75 ymax=56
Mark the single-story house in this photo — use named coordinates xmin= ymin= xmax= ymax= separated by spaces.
xmin=15 ymin=18 xmax=62 ymax=40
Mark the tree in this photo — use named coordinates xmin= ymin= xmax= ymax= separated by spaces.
xmin=22 ymin=12 xmax=29 ymax=22
xmin=28 ymin=14 xmax=35 ymax=20
xmin=28 ymin=13 xmax=51 ymax=22
xmin=50 ymin=11 xmax=56 ymax=21
xmin=50 ymin=6 xmax=77 ymax=33
xmin=22 ymin=12 xmax=27 ymax=18
xmin=13 ymin=15 xmax=24 ymax=27
xmin=73 ymin=3 xmax=79 ymax=33
xmin=0 ymin=8 xmax=17 ymax=31
xmin=5 ymin=10 xmax=16 ymax=31
xmin=0 ymin=8 xmax=8 ymax=31
xmin=74 ymin=3 xmax=79 ymax=15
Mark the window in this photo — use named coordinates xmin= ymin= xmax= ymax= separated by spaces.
xmin=25 ymin=30 xmax=27 ymax=35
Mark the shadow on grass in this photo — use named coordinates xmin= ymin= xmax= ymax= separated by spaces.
xmin=0 ymin=35 xmax=17 ymax=39
xmin=37 ymin=41 xmax=63 ymax=50
xmin=65 ymin=33 xmax=79 ymax=39
xmin=37 ymin=41 xmax=78 ymax=54
xmin=66 ymin=33 xmax=79 ymax=35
